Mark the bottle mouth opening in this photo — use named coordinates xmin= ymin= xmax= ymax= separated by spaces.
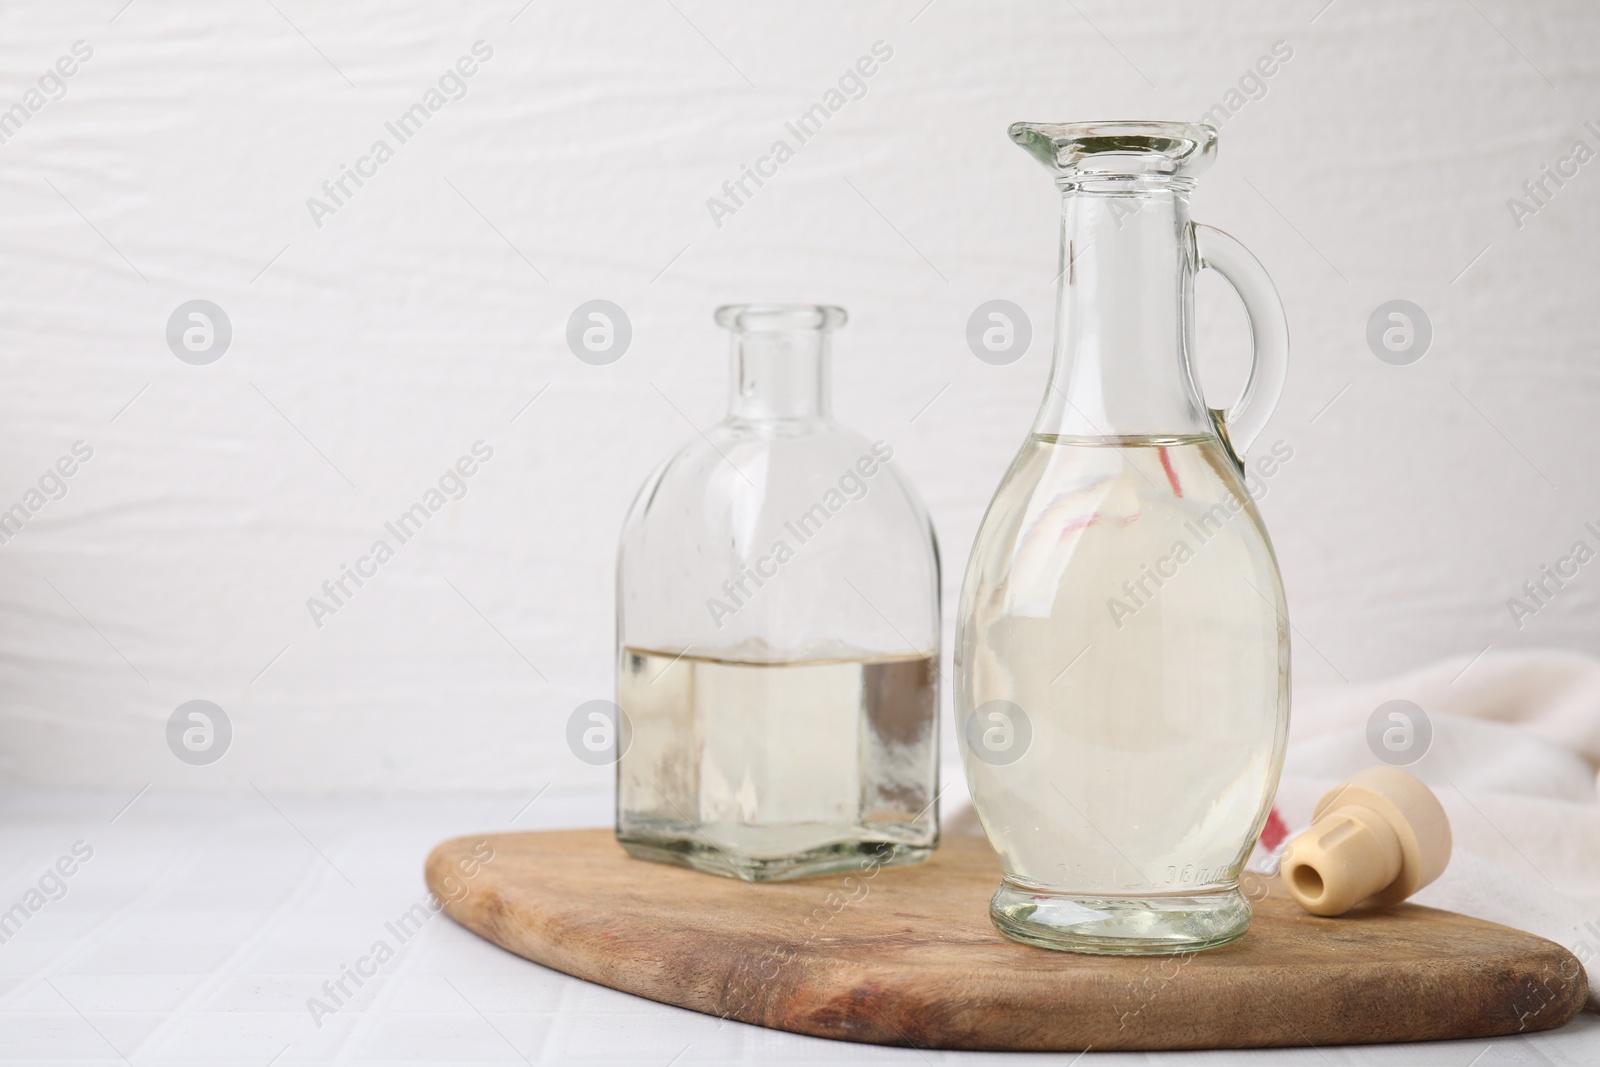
xmin=715 ymin=304 xmax=847 ymax=333
xmin=1010 ymin=120 xmax=1217 ymax=182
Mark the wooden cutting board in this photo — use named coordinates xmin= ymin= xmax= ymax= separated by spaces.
xmin=425 ymin=829 xmax=1587 ymax=1051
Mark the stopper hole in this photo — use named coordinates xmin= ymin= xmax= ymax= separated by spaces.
xmin=1291 ymin=864 xmax=1325 ymax=900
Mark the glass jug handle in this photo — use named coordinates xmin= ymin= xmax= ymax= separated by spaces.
xmin=1194 ymin=223 xmax=1289 ymax=461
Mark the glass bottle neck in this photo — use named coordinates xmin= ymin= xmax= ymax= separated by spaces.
xmin=728 ymin=327 xmax=831 ymax=420
xmin=1035 ymin=183 xmax=1209 ymax=439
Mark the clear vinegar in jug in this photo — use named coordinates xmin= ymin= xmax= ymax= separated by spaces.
xmin=956 ymin=121 xmax=1293 ymax=953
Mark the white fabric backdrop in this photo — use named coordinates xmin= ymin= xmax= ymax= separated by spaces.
xmin=1 ymin=0 xmax=1597 ymax=789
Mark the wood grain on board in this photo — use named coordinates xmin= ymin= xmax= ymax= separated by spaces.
xmin=425 ymin=829 xmax=1587 ymax=1052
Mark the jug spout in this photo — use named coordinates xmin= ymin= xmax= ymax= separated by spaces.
xmin=1009 ymin=120 xmax=1217 ymax=187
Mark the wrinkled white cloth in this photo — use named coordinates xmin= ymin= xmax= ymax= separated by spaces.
xmin=943 ymin=649 xmax=1600 ymax=1009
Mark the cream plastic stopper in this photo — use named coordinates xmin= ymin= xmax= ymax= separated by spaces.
xmin=1279 ymin=766 xmax=1452 ymax=917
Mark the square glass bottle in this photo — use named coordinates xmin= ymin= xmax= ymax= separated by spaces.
xmin=615 ymin=305 xmax=941 ymax=882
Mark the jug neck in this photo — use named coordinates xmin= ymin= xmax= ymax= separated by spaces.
xmin=1035 ymin=183 xmax=1209 ymax=439
xmin=719 ymin=305 xmax=842 ymax=421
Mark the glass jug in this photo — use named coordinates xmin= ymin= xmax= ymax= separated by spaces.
xmin=955 ymin=121 xmax=1291 ymax=953
xmin=616 ymin=305 xmax=941 ymax=882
